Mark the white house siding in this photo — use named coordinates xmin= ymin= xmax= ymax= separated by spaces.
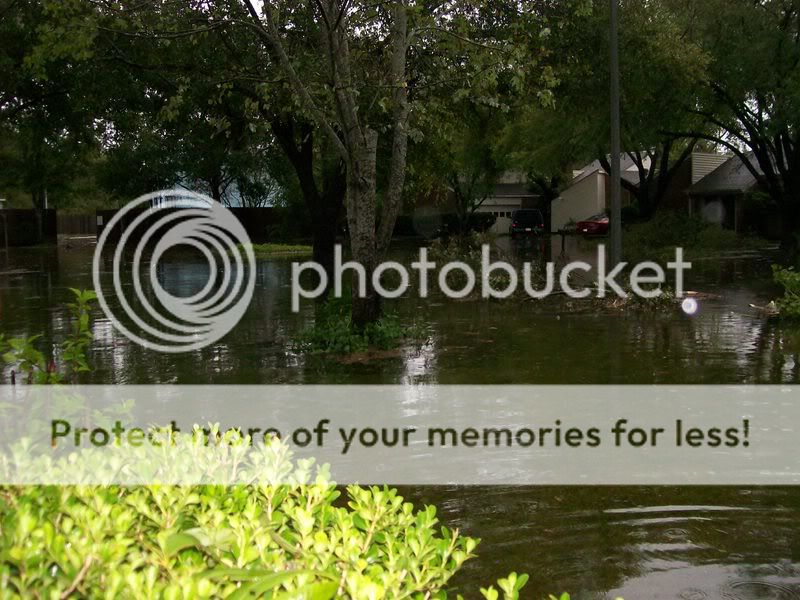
xmin=475 ymin=176 xmax=538 ymax=234
xmin=550 ymin=170 xmax=606 ymax=232
xmin=476 ymin=198 xmax=519 ymax=234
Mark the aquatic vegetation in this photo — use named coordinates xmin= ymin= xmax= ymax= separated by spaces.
xmin=772 ymin=265 xmax=800 ymax=318
xmin=0 ymin=288 xmax=96 ymax=384
xmin=293 ymin=296 xmax=426 ymax=354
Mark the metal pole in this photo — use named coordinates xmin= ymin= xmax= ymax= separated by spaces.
xmin=609 ymin=0 xmax=622 ymax=266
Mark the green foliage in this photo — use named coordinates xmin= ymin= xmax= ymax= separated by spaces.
xmin=496 ymin=0 xmax=717 ymax=219
xmin=0 ymin=288 xmax=97 ymax=383
xmin=0 ymin=436 xmax=528 ymax=599
xmin=623 ymin=212 xmax=765 ymax=260
xmin=772 ymin=265 xmax=800 ymax=319
xmin=678 ymin=0 xmax=800 ymax=221
xmin=294 ymin=298 xmax=423 ymax=354
xmin=60 ymin=288 xmax=97 ymax=376
xmin=428 ymin=233 xmax=549 ymax=299
xmin=480 ymin=572 xmax=529 ymax=600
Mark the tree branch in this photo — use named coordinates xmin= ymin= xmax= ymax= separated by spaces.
xmin=240 ymin=0 xmax=347 ymax=160
xmin=377 ymin=0 xmax=410 ymax=255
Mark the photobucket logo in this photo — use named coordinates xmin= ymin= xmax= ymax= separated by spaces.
xmin=92 ymin=190 xmax=256 ymax=352
xmin=291 ymin=245 xmax=691 ymax=311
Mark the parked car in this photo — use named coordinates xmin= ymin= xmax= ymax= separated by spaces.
xmin=576 ymin=213 xmax=609 ymax=236
xmin=509 ymin=209 xmax=545 ymax=238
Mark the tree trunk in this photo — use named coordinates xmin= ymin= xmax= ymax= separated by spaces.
xmin=780 ymin=196 xmax=800 ymax=262
xmin=311 ymin=213 xmax=337 ymax=294
xmin=31 ymin=188 xmax=45 ymax=242
xmin=244 ymin=0 xmax=409 ymax=328
xmin=347 ymin=129 xmax=381 ymax=330
xmin=209 ymin=172 xmax=222 ymax=202
xmin=269 ymin=115 xmax=345 ymax=296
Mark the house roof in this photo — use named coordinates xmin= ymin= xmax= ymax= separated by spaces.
xmin=570 ymin=154 xmax=651 ymax=188
xmin=688 ymin=153 xmax=762 ymax=196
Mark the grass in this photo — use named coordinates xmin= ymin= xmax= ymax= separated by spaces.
xmin=237 ymin=242 xmax=312 ymax=257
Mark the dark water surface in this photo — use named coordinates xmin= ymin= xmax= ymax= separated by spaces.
xmin=1 ymin=239 xmax=799 ymax=598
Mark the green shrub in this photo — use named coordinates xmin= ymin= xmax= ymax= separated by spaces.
xmin=427 ymin=233 xmax=551 ymax=299
xmin=294 ymin=297 xmax=424 ymax=354
xmin=772 ymin=265 xmax=800 ymax=318
xmin=0 ymin=293 xmax=546 ymax=600
xmin=623 ymin=211 xmax=764 ymax=260
xmin=0 ymin=438 xmax=528 ymax=599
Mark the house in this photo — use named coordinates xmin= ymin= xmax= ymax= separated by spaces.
xmin=549 ymin=151 xmax=731 ymax=232
xmin=473 ymin=172 xmax=539 ymax=234
xmin=686 ymin=153 xmax=762 ymax=232
xmin=399 ymin=171 xmax=538 ymax=237
xmin=549 ymin=156 xmax=648 ymax=232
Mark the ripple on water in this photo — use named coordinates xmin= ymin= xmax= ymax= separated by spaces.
xmin=722 ymin=580 xmax=800 ymax=600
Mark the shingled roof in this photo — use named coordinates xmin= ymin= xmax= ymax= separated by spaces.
xmin=688 ymin=153 xmax=763 ymax=196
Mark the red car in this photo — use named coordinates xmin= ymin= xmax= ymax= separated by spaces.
xmin=576 ymin=213 xmax=609 ymax=236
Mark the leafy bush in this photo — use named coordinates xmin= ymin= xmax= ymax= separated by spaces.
xmin=0 ymin=438 xmax=528 ymax=599
xmin=772 ymin=265 xmax=800 ymax=318
xmin=0 ymin=294 xmax=550 ymax=600
xmin=624 ymin=211 xmax=764 ymax=259
xmin=294 ymin=297 xmax=424 ymax=354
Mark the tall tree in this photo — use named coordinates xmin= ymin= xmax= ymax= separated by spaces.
xmin=503 ymin=0 xmax=709 ymax=219
xmin=240 ymin=0 xmax=570 ymax=325
xmin=0 ymin=0 xmax=109 ymax=225
xmin=412 ymin=99 xmax=508 ymax=235
xmin=239 ymin=0 xmax=410 ymax=326
xmin=668 ymin=0 xmax=800 ymax=254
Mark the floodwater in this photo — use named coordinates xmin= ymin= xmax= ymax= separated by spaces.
xmin=1 ymin=237 xmax=799 ymax=598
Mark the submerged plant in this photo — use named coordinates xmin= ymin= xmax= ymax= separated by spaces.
xmin=772 ymin=265 xmax=800 ymax=318
xmin=293 ymin=296 xmax=425 ymax=354
xmin=0 ymin=288 xmax=97 ymax=383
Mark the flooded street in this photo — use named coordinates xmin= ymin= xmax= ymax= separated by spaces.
xmin=1 ymin=237 xmax=799 ymax=598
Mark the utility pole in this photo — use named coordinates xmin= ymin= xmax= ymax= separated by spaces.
xmin=609 ymin=0 xmax=622 ymax=266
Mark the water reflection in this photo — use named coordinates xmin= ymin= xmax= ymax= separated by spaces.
xmin=0 ymin=241 xmax=799 ymax=598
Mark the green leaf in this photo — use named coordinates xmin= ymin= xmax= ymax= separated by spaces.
xmin=163 ymin=532 xmax=203 ymax=556
xmin=278 ymin=582 xmax=338 ymax=600
xmin=227 ymin=571 xmax=306 ymax=600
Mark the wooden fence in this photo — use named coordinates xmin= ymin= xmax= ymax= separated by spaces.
xmin=57 ymin=213 xmax=97 ymax=236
